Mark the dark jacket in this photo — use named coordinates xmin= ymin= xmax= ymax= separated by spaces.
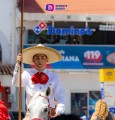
xmin=106 ymin=112 xmax=114 ymax=120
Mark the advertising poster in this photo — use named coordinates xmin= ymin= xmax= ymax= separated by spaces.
xmin=23 ymin=45 xmax=115 ymax=69
xmin=100 ymin=69 xmax=115 ymax=115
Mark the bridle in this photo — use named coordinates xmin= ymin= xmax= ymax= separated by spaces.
xmin=38 ymin=94 xmax=51 ymax=120
xmin=29 ymin=93 xmax=51 ymax=120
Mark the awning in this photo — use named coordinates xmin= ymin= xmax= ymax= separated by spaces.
xmin=17 ymin=0 xmax=115 ymax=23
xmin=19 ymin=0 xmax=115 ymax=14
xmin=0 ymin=65 xmax=14 ymax=75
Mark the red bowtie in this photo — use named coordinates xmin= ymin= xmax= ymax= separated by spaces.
xmin=31 ymin=72 xmax=49 ymax=84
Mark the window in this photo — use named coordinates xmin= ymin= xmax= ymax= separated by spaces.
xmin=89 ymin=91 xmax=101 ymax=118
xmin=71 ymin=92 xmax=88 ymax=117
xmin=71 ymin=91 xmax=101 ymax=118
xmin=28 ymin=30 xmax=52 ymax=44
xmin=83 ymin=30 xmax=115 ymax=45
xmin=27 ymin=22 xmax=115 ymax=45
xmin=28 ymin=30 xmax=81 ymax=45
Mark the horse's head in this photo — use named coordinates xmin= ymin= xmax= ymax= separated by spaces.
xmin=28 ymin=87 xmax=51 ymax=120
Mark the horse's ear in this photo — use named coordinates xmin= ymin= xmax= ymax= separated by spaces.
xmin=45 ymin=86 xmax=50 ymax=97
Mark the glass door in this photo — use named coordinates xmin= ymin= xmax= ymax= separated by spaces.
xmin=89 ymin=91 xmax=101 ymax=118
xmin=71 ymin=92 xmax=88 ymax=117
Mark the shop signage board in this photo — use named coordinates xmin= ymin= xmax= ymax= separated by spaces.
xmin=99 ymin=25 xmax=115 ymax=31
xmin=99 ymin=69 xmax=115 ymax=114
xmin=33 ymin=21 xmax=93 ymax=36
xmin=100 ymin=69 xmax=115 ymax=82
xmin=23 ymin=45 xmax=115 ymax=69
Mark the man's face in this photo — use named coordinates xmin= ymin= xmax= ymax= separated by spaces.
xmin=32 ymin=54 xmax=48 ymax=69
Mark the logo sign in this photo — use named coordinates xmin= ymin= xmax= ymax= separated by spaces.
xmin=83 ymin=50 xmax=103 ymax=65
xmin=99 ymin=25 xmax=115 ymax=31
xmin=33 ymin=21 xmax=93 ymax=35
xmin=106 ymin=72 xmax=112 ymax=77
xmin=84 ymin=50 xmax=102 ymax=62
xmin=46 ymin=4 xmax=67 ymax=11
xmin=46 ymin=4 xmax=54 ymax=11
xmin=47 ymin=26 xmax=92 ymax=35
xmin=33 ymin=21 xmax=47 ymax=35
xmin=99 ymin=69 xmax=115 ymax=82
xmin=105 ymin=71 xmax=113 ymax=80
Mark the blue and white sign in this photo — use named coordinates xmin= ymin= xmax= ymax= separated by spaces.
xmin=76 ymin=46 xmax=115 ymax=69
xmin=23 ymin=45 xmax=83 ymax=69
xmin=23 ymin=45 xmax=115 ymax=69
xmin=33 ymin=21 xmax=93 ymax=35
xmin=100 ymin=82 xmax=105 ymax=99
xmin=47 ymin=26 xmax=92 ymax=35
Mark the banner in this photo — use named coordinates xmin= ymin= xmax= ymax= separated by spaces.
xmin=23 ymin=45 xmax=115 ymax=69
xmin=99 ymin=69 xmax=115 ymax=115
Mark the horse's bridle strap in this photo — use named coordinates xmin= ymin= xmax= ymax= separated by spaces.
xmin=31 ymin=118 xmax=41 ymax=120
xmin=28 ymin=92 xmax=52 ymax=120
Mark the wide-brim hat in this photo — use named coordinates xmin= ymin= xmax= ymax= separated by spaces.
xmin=22 ymin=44 xmax=62 ymax=64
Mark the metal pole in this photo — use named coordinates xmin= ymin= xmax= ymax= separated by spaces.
xmin=18 ymin=0 xmax=24 ymax=119
xmin=51 ymin=21 xmax=54 ymax=43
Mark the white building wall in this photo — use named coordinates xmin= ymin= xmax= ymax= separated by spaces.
xmin=57 ymin=71 xmax=100 ymax=113
xmin=0 ymin=0 xmax=17 ymax=64
xmin=1 ymin=75 xmax=25 ymax=111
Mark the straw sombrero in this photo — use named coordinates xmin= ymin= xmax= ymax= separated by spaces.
xmin=22 ymin=44 xmax=62 ymax=64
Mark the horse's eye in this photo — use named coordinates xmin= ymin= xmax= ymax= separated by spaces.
xmin=44 ymin=108 xmax=48 ymax=112
xmin=27 ymin=109 xmax=30 ymax=112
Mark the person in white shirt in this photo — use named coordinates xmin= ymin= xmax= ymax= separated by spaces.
xmin=12 ymin=44 xmax=65 ymax=119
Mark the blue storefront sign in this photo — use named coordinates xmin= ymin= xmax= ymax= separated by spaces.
xmin=76 ymin=46 xmax=115 ymax=69
xmin=23 ymin=45 xmax=115 ymax=69
xmin=47 ymin=26 xmax=92 ymax=35
xmin=33 ymin=21 xmax=93 ymax=35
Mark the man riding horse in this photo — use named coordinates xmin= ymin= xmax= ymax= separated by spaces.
xmin=12 ymin=44 xmax=65 ymax=119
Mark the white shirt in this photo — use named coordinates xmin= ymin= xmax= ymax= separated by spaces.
xmin=12 ymin=66 xmax=65 ymax=114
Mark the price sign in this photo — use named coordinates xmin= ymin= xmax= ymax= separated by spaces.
xmin=84 ymin=50 xmax=102 ymax=62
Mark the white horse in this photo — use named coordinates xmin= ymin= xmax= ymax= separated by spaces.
xmin=27 ymin=87 xmax=51 ymax=120
xmin=24 ymin=87 xmax=81 ymax=120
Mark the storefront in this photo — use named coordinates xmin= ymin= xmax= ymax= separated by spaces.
xmin=23 ymin=44 xmax=115 ymax=118
xmin=15 ymin=0 xmax=115 ymax=118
